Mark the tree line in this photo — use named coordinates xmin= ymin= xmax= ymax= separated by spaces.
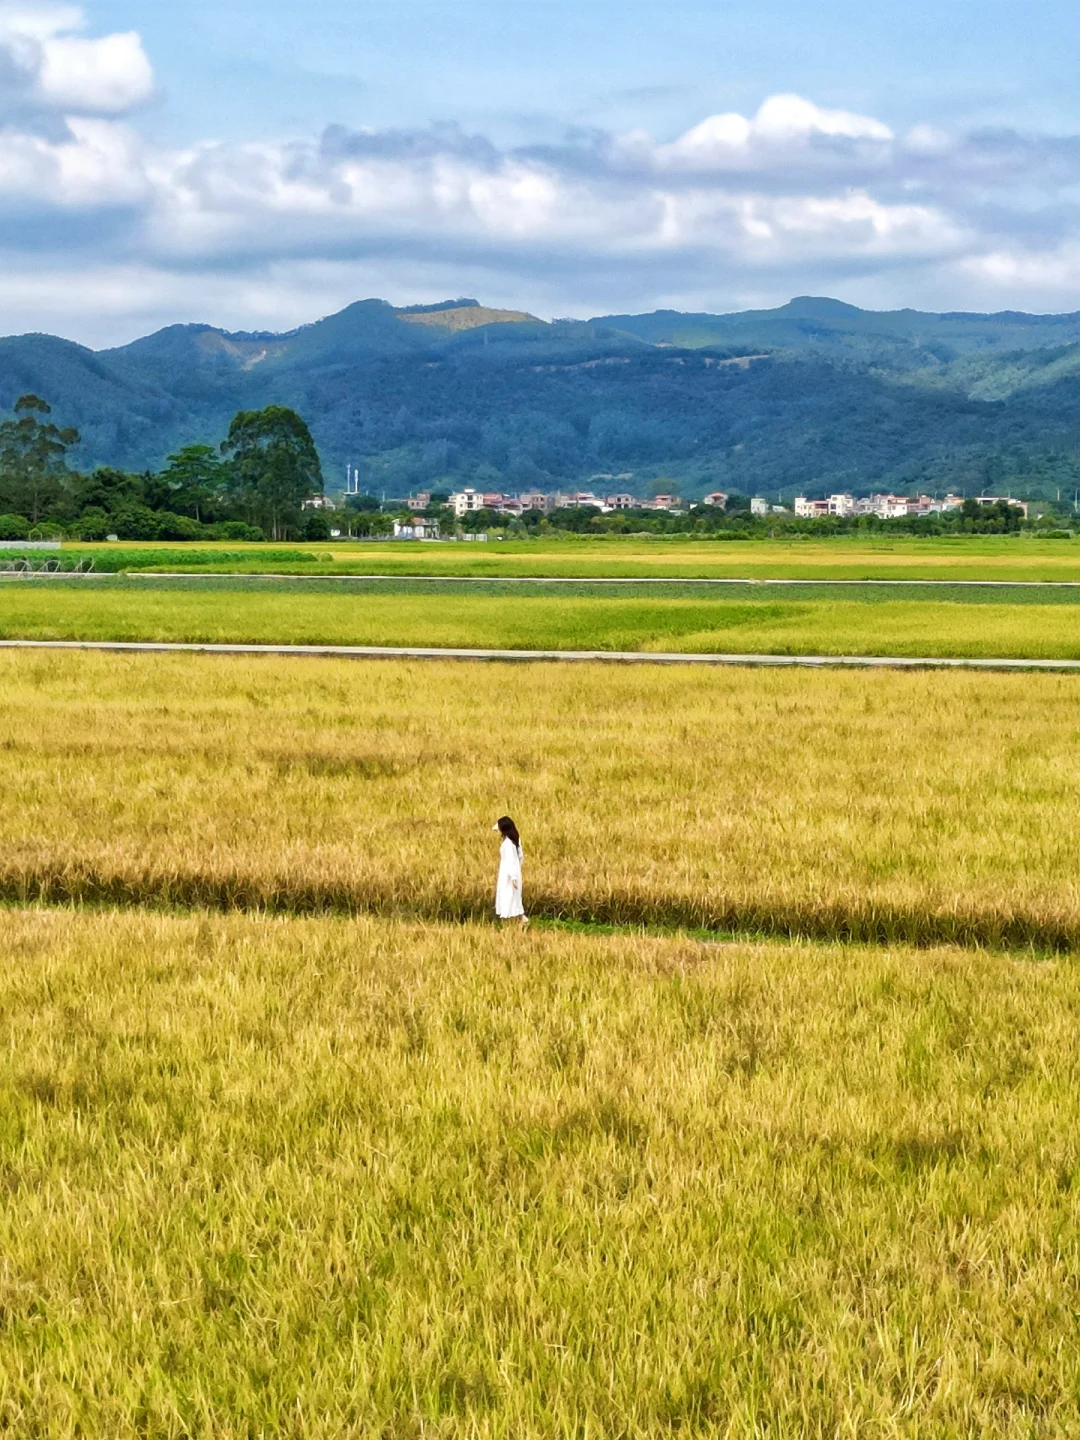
xmin=0 ymin=392 xmax=1051 ymax=545
xmin=0 ymin=398 xmax=323 ymax=542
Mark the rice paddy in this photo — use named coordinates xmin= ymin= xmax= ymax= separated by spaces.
xmin=3 ymin=608 xmax=1079 ymax=1434
xmin=36 ymin=532 xmax=1080 ymax=582
xmin=2 ymin=650 xmax=1080 ymax=945
xmin=5 ymin=574 xmax=1080 ymax=658
xmin=1 ymin=907 xmax=1078 ymax=1436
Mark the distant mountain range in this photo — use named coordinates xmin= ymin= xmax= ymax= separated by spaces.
xmin=5 ymin=295 xmax=1080 ymax=500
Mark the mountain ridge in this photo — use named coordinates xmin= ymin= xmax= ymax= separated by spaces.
xmin=4 ymin=295 xmax=1080 ymax=499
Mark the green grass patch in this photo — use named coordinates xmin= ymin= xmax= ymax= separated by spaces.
xmin=2 ymin=547 xmax=316 ymax=572
xmin=5 ymin=578 xmax=1080 ymax=657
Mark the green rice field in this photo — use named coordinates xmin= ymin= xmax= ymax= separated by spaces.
xmin=3 ymin=573 xmax=1080 ymax=657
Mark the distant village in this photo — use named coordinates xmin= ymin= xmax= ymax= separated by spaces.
xmin=382 ymin=487 xmax=1030 ymax=538
xmin=399 ymin=486 xmax=1030 ymax=520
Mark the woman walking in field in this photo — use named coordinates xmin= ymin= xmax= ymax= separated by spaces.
xmin=493 ymin=816 xmax=528 ymax=928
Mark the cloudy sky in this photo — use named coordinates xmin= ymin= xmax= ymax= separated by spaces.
xmin=4 ymin=0 xmax=1080 ymax=345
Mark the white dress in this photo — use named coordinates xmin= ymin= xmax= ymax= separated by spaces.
xmin=495 ymin=837 xmax=525 ymax=918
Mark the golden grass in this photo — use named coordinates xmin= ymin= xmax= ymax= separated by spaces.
xmin=2 ymin=651 xmax=1080 ymax=945
xmin=398 ymin=304 xmax=537 ymax=331
xmin=59 ymin=535 xmax=1080 ymax=581
xmin=1 ymin=906 xmax=1078 ymax=1436
xmin=308 ymin=536 xmax=1080 ymax=582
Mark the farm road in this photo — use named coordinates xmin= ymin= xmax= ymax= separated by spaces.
xmin=3 ymin=639 xmax=1080 ymax=671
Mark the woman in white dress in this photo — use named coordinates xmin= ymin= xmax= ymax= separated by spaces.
xmin=493 ymin=816 xmax=528 ymax=927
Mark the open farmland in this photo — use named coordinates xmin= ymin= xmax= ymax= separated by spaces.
xmin=28 ymin=533 xmax=1080 ymax=582
xmin=304 ymin=534 xmax=1080 ymax=583
xmin=1 ymin=907 xmax=1079 ymax=1436
xmin=3 ymin=651 xmax=1080 ymax=946
xmin=4 ymin=649 xmax=1080 ymax=1435
xmin=6 ymin=575 xmax=1080 ymax=658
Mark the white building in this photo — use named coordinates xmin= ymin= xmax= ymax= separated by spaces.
xmin=393 ymin=517 xmax=440 ymax=540
xmin=797 ymin=491 xmax=974 ymax=522
xmin=554 ymin=491 xmax=605 ymax=509
xmin=794 ymin=496 xmax=829 ymax=518
xmin=826 ymin=493 xmax=856 ymax=517
xmin=750 ymin=497 xmax=769 ymax=516
xmin=450 ymin=488 xmax=485 ymax=517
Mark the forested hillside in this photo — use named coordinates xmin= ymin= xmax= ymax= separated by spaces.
xmin=4 ymin=296 xmax=1080 ymax=500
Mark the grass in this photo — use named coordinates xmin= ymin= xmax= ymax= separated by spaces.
xmin=4 ymin=649 xmax=1080 ymax=1432
xmin=2 ymin=906 xmax=1079 ymax=1436
xmin=3 ymin=651 xmax=1080 ymax=947
xmin=5 ymin=578 xmax=1080 ymax=657
xmin=56 ymin=534 xmax=1080 ymax=582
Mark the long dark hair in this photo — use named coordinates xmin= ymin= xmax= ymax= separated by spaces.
xmin=497 ymin=816 xmax=521 ymax=849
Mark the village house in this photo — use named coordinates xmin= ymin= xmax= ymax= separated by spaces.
xmin=554 ymin=490 xmax=605 ymax=509
xmin=449 ymin=488 xmax=485 ymax=517
xmin=793 ymin=496 xmax=830 ymax=518
xmin=702 ymin=491 xmax=729 ymax=508
xmin=796 ymin=492 xmax=970 ymax=520
xmin=975 ymin=495 xmax=1029 ymax=517
xmin=393 ymin=517 xmax=441 ymax=540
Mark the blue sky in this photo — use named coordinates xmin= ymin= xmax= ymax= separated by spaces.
xmin=3 ymin=0 xmax=1080 ymax=343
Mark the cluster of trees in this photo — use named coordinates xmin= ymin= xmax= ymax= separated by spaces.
xmin=0 ymin=397 xmax=323 ymax=542
xmin=0 ymin=390 xmax=1058 ymax=547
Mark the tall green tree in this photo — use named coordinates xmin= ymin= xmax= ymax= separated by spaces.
xmin=0 ymin=395 xmax=79 ymax=524
xmin=73 ymin=466 xmax=143 ymax=516
xmin=221 ymin=407 xmax=322 ymax=540
xmin=150 ymin=444 xmax=228 ymax=522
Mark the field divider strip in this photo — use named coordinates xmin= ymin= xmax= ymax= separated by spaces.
xmin=126 ymin=573 xmax=1080 ymax=588
xmin=0 ymin=867 xmax=1075 ymax=951
xmin=2 ymin=638 xmax=1080 ymax=671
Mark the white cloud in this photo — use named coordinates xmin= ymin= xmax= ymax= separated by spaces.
xmin=0 ymin=15 xmax=1075 ymax=344
xmin=0 ymin=3 xmax=153 ymax=114
xmin=37 ymin=28 xmax=152 ymax=112
xmin=753 ymin=94 xmax=893 ymax=143
xmin=617 ymin=94 xmax=894 ymax=173
xmin=0 ymin=114 xmax=147 ymax=203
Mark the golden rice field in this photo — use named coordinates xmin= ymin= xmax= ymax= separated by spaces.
xmin=2 ymin=650 xmax=1080 ymax=945
xmin=4 ymin=650 xmax=1080 ymax=1435
xmin=55 ymin=533 xmax=1080 ymax=581
xmin=2 ymin=906 xmax=1078 ymax=1437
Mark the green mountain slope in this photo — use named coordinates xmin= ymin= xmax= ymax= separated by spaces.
xmin=3 ymin=296 xmax=1080 ymax=499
